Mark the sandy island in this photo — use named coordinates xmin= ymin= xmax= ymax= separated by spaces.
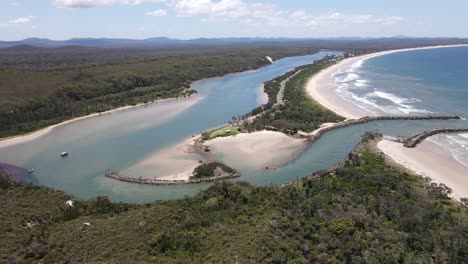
xmin=306 ymin=44 xmax=468 ymax=200
xmin=205 ymin=131 xmax=305 ymax=171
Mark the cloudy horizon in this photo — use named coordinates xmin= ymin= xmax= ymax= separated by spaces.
xmin=0 ymin=0 xmax=466 ymax=41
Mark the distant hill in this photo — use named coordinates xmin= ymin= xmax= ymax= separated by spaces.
xmin=2 ymin=36 xmax=467 ymax=48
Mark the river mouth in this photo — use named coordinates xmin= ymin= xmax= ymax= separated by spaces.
xmin=2 ymin=49 xmax=468 ymax=204
xmin=0 ymin=52 xmax=339 ymax=203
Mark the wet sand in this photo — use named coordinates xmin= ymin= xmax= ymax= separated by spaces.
xmin=0 ymin=95 xmax=199 ymax=149
xmin=120 ymin=136 xmax=201 ymax=181
xmin=306 ymin=44 xmax=468 ymax=201
xmin=378 ymin=139 xmax=468 ymax=200
xmin=305 ymin=44 xmax=468 ymax=119
xmin=205 ymin=131 xmax=305 ymax=171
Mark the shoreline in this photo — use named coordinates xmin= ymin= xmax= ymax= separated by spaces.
xmin=306 ymin=44 xmax=468 ymax=201
xmin=378 ymin=139 xmax=467 ymax=200
xmin=0 ymin=52 xmax=296 ymax=150
xmin=306 ymin=44 xmax=468 ymax=119
xmin=119 ymin=135 xmax=205 ymax=182
xmin=0 ymin=94 xmax=197 ymax=149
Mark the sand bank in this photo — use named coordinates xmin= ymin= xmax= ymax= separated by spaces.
xmin=120 ymin=136 xmax=201 ymax=182
xmin=205 ymin=131 xmax=305 ymax=171
xmin=306 ymin=44 xmax=468 ymax=119
xmin=0 ymin=95 xmax=199 ymax=149
xmin=378 ymin=139 xmax=468 ymax=200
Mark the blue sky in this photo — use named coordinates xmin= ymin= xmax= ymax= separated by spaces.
xmin=0 ymin=0 xmax=467 ymax=40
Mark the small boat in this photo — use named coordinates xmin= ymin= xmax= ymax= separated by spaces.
xmin=27 ymin=168 xmax=34 ymax=173
xmin=61 ymin=152 xmax=69 ymax=157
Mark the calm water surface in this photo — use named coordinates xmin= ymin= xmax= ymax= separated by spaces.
xmin=2 ymin=48 xmax=466 ymax=203
xmin=1 ymin=52 xmax=335 ymax=202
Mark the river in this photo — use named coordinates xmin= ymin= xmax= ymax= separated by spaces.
xmin=1 ymin=50 xmax=464 ymax=203
xmin=0 ymin=52 xmax=335 ymax=202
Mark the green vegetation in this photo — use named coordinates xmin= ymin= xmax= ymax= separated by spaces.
xmin=1 ymin=138 xmax=467 ymax=263
xmin=244 ymin=57 xmax=345 ymax=134
xmin=191 ymin=162 xmax=237 ymax=179
xmin=200 ymin=125 xmax=244 ymax=141
xmin=0 ymin=46 xmax=319 ymax=138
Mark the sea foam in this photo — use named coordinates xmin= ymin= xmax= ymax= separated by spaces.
xmin=369 ymin=90 xmax=430 ymax=115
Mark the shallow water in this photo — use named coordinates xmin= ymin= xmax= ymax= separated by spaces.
xmin=2 ymin=48 xmax=466 ymax=203
xmin=0 ymin=52 xmax=336 ymax=203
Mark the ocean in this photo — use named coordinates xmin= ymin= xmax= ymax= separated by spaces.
xmin=332 ymin=46 xmax=468 ymax=167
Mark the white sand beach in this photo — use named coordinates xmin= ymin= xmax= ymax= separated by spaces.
xmin=205 ymin=131 xmax=305 ymax=171
xmin=307 ymin=44 xmax=468 ymax=200
xmin=378 ymin=139 xmax=468 ymax=200
xmin=305 ymin=44 xmax=468 ymax=119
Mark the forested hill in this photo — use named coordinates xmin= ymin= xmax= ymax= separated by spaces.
xmin=0 ymin=135 xmax=467 ymax=263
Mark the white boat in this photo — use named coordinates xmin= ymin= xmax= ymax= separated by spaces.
xmin=27 ymin=168 xmax=34 ymax=173
xmin=61 ymin=152 xmax=69 ymax=157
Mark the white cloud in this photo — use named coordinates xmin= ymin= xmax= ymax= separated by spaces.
xmin=55 ymin=0 xmax=166 ymax=8
xmin=53 ymin=0 xmax=404 ymax=35
xmin=378 ymin=16 xmax=404 ymax=25
xmin=167 ymin=0 xmax=404 ymax=29
xmin=8 ymin=16 xmax=33 ymax=24
xmin=145 ymin=9 xmax=167 ymax=16
xmin=169 ymin=0 xmax=250 ymax=18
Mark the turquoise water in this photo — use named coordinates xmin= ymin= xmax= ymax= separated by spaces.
xmin=0 ymin=52 xmax=336 ymax=203
xmin=1 ymin=47 xmax=466 ymax=203
xmin=333 ymin=46 xmax=468 ymax=166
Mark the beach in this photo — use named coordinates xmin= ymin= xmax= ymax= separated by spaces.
xmin=205 ymin=131 xmax=305 ymax=171
xmin=378 ymin=139 xmax=468 ymax=200
xmin=307 ymin=44 xmax=468 ymax=200
xmin=306 ymin=44 xmax=468 ymax=119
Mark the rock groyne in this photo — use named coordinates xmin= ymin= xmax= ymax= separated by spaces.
xmin=263 ymin=115 xmax=460 ymax=172
xmin=403 ymin=127 xmax=468 ymax=148
xmin=105 ymin=171 xmax=240 ymax=186
xmin=307 ymin=115 xmax=461 ymax=146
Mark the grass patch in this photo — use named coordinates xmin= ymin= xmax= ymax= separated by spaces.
xmin=201 ymin=125 xmax=245 ymax=141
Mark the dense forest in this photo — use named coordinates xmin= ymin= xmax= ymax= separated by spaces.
xmin=2 ymin=38 xmax=468 ymax=138
xmin=0 ymin=46 xmax=320 ymax=138
xmin=245 ymin=57 xmax=345 ymax=133
xmin=1 ymin=135 xmax=467 ymax=263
